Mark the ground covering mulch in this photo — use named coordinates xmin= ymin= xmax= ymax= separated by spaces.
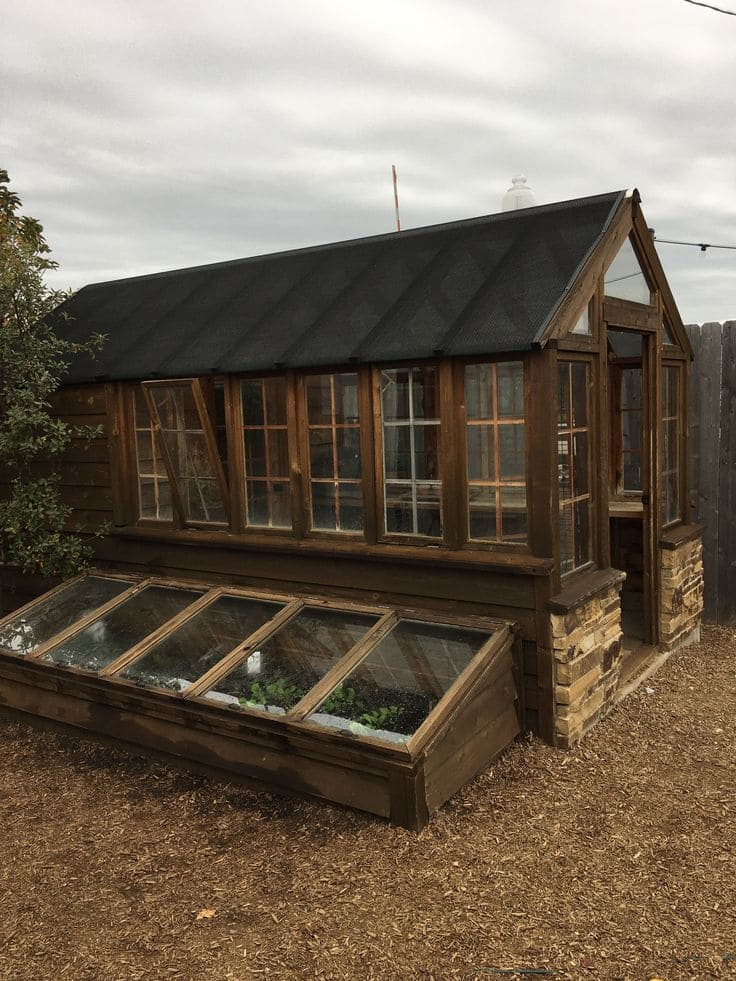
xmin=0 ymin=624 xmax=734 ymax=981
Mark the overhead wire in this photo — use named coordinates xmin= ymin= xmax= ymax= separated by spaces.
xmin=682 ymin=0 xmax=736 ymax=14
xmin=654 ymin=237 xmax=736 ymax=252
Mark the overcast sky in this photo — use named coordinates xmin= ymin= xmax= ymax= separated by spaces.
xmin=3 ymin=0 xmax=734 ymax=324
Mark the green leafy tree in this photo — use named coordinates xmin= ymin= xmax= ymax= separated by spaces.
xmin=0 ymin=168 xmax=103 ymax=585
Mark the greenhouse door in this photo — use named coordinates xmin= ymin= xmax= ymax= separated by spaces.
xmin=607 ymin=327 xmax=657 ymax=647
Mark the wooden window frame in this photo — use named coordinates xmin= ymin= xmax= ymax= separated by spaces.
xmin=660 ymin=361 xmax=684 ymax=530
xmin=373 ymin=362 xmax=447 ymax=544
xmin=298 ymin=368 xmax=366 ymax=539
xmin=141 ymin=378 xmax=230 ymax=529
xmin=458 ymin=356 xmax=530 ymax=551
xmin=557 ymin=356 xmax=596 ymax=579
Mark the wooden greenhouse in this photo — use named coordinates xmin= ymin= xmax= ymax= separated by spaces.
xmin=0 ymin=188 xmax=703 ymax=828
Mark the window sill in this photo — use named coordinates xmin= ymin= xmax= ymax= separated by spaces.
xmin=110 ymin=524 xmax=554 ymax=576
xmin=659 ymin=522 xmax=703 ymax=550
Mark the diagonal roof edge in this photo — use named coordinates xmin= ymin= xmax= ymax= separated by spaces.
xmin=73 ymin=190 xmax=628 ymax=294
xmin=531 ymin=189 xmax=628 ymax=346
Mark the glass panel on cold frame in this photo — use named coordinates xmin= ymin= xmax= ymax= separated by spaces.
xmin=306 ymin=620 xmax=491 ymax=744
xmin=0 ymin=576 xmax=132 ymax=657
xmin=42 ymin=585 xmax=204 ymax=672
xmin=120 ymin=594 xmax=286 ymax=692
xmin=200 ymin=607 xmax=378 ymax=714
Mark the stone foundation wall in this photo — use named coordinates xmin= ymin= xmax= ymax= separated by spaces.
xmin=659 ymin=535 xmax=703 ymax=650
xmin=552 ymin=581 xmax=624 ymax=749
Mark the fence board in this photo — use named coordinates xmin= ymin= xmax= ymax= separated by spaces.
xmin=687 ymin=320 xmax=736 ymax=624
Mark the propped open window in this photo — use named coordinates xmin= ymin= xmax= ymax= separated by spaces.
xmin=604 ymin=238 xmax=653 ymax=306
xmin=0 ymin=572 xmax=521 ymax=828
xmin=142 ymin=379 xmax=229 ymax=526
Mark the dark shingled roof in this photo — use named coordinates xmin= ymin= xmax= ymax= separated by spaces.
xmin=54 ymin=191 xmax=625 ymax=383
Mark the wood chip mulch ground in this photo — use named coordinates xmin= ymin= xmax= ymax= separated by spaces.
xmin=0 ymin=623 xmax=734 ymax=980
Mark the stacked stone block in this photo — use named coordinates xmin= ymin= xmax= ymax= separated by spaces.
xmin=659 ymin=536 xmax=703 ymax=650
xmin=552 ymin=583 xmax=624 ymax=748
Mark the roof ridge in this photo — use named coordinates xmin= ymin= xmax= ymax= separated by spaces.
xmin=76 ymin=191 xmax=625 ymax=292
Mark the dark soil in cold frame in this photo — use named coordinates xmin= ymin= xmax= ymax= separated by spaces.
xmin=0 ymin=624 xmax=734 ymax=980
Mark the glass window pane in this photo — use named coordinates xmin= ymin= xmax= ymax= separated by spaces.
xmin=558 ymin=364 xmax=570 ymax=429
xmin=604 ymin=238 xmax=652 ymax=305
xmin=467 ymin=425 xmax=495 ymax=482
xmin=0 ymin=577 xmax=132 ymax=657
xmin=242 ymin=380 xmax=265 ymax=426
xmin=246 ymin=481 xmax=268 ymax=525
xmin=311 ymin=481 xmax=336 ymax=530
xmin=148 ymin=384 xmax=226 ymax=524
xmin=500 ymin=486 xmax=528 ymax=541
xmin=245 ymin=429 xmax=266 ymax=477
xmin=557 ymin=434 xmax=572 ymax=502
xmin=571 ymin=363 xmax=588 ymax=428
xmin=412 ymin=366 xmax=439 ymax=420
xmin=383 ymin=426 xmax=412 ymax=480
xmin=381 ymin=369 xmax=410 ymax=421
xmin=413 ymin=426 xmax=440 ymax=480
xmin=573 ymin=431 xmax=589 ymax=496
xmin=120 ymin=595 xmax=285 ymax=692
xmin=307 ymin=620 xmax=490 ymax=744
xmin=469 ymin=486 xmax=497 ymax=540
xmin=574 ymin=499 xmax=592 ymax=568
xmin=309 ymin=429 xmax=333 ymax=478
xmin=465 ymin=363 xmax=494 ymax=420
xmin=338 ymin=482 xmax=363 ymax=531
xmin=201 ymin=607 xmax=378 ymax=713
xmin=42 ymin=586 xmax=203 ymax=672
xmin=333 ymin=373 xmax=359 ymax=424
xmin=336 ymin=428 xmax=361 ymax=480
xmin=559 ymin=503 xmax=574 ymax=575
xmin=496 ymin=363 xmax=524 ymax=418
xmin=572 ymin=308 xmax=590 ymax=335
xmin=499 ymin=424 xmax=525 ymax=480
xmin=306 ymin=375 xmax=332 ymax=425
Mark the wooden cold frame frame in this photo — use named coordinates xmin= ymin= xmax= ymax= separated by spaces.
xmin=0 ymin=570 xmax=516 ymax=762
xmin=141 ymin=379 xmax=230 ymax=528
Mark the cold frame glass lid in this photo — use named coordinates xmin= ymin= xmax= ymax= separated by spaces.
xmin=0 ymin=576 xmax=132 ymax=657
xmin=306 ymin=620 xmax=491 ymax=745
xmin=119 ymin=594 xmax=285 ymax=692
xmin=42 ymin=585 xmax=203 ymax=672
xmin=604 ymin=238 xmax=652 ymax=305
xmin=200 ymin=606 xmax=378 ymax=713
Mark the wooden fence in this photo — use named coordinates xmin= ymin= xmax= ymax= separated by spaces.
xmin=687 ymin=321 xmax=736 ymax=624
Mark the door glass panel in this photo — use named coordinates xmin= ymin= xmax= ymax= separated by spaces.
xmin=120 ymin=595 xmax=285 ymax=692
xmin=307 ymin=620 xmax=490 ymax=744
xmin=0 ymin=577 xmax=131 ymax=657
xmin=42 ymin=586 xmax=203 ymax=672
xmin=200 ymin=607 xmax=378 ymax=713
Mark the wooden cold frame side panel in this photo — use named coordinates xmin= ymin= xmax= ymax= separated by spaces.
xmin=0 ymin=659 xmax=402 ymax=823
xmin=718 ymin=322 xmax=736 ymax=623
xmin=420 ymin=632 xmax=520 ymax=815
xmin=644 ymin=330 xmax=660 ymax=644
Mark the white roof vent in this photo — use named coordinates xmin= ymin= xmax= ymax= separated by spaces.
xmin=502 ymin=175 xmax=536 ymax=212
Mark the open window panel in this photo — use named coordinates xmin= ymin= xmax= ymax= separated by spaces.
xmin=141 ymin=379 xmax=229 ymax=527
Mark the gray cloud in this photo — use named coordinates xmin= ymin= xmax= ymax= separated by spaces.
xmin=2 ymin=0 xmax=734 ymax=322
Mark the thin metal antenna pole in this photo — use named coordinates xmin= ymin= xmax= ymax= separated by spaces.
xmin=392 ymin=164 xmax=401 ymax=232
